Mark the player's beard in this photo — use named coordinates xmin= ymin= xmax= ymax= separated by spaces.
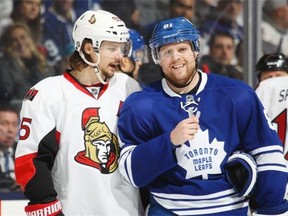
xmin=101 ymin=67 xmax=116 ymax=80
xmin=164 ymin=67 xmax=197 ymax=89
xmin=104 ymin=71 xmax=114 ymax=79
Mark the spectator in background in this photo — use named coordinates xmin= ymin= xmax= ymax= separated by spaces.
xmin=262 ymin=0 xmax=288 ymax=56
xmin=198 ymin=31 xmax=243 ymax=80
xmin=169 ymin=0 xmax=197 ymax=22
xmin=101 ymin=0 xmax=141 ymax=32
xmin=44 ymin=0 xmax=102 ymax=14
xmin=136 ymin=0 xmax=170 ymax=31
xmin=255 ymin=53 xmax=288 ymax=85
xmin=198 ymin=0 xmax=244 ymax=59
xmin=42 ymin=0 xmax=81 ymax=74
xmin=70 ymin=0 xmax=102 ymax=14
xmin=10 ymin=0 xmax=43 ymax=46
xmin=0 ymin=104 xmax=21 ymax=192
xmin=195 ymin=0 xmax=218 ymax=24
xmin=142 ymin=0 xmax=197 ymax=43
xmin=0 ymin=23 xmax=54 ymax=110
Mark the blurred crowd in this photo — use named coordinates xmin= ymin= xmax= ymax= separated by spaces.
xmin=0 ymin=0 xmax=287 ymax=194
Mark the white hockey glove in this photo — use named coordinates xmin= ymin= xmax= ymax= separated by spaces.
xmin=225 ymin=151 xmax=257 ymax=198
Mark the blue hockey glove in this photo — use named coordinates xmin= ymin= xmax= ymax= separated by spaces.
xmin=225 ymin=151 xmax=257 ymax=198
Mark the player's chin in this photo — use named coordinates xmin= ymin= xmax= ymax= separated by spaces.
xmin=103 ymin=69 xmax=115 ymax=78
xmin=173 ymin=76 xmax=193 ymax=88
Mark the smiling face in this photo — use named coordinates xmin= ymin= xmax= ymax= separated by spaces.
xmin=158 ymin=41 xmax=198 ymax=91
xmin=9 ymin=25 xmax=34 ymax=59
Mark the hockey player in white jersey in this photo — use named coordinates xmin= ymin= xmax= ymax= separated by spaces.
xmin=256 ymin=76 xmax=288 ymax=163
xmin=256 ymin=53 xmax=288 ymax=167
xmin=255 ymin=53 xmax=288 ymax=84
xmin=117 ymin=17 xmax=288 ymax=215
xmin=15 ymin=10 xmax=143 ymax=215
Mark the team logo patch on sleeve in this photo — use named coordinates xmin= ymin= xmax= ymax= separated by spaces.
xmin=24 ymin=88 xmax=38 ymax=101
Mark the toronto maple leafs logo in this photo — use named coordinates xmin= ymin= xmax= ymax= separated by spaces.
xmin=175 ymin=129 xmax=226 ymax=180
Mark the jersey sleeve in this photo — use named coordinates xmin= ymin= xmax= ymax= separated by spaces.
xmin=118 ymin=93 xmax=177 ymax=188
xmin=15 ymin=78 xmax=61 ymax=204
xmin=236 ymin=89 xmax=288 ymax=213
xmin=125 ymin=76 xmax=142 ymax=95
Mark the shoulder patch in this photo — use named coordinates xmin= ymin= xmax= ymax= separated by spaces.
xmin=24 ymin=88 xmax=38 ymax=101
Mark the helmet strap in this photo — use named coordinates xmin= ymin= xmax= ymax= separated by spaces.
xmin=79 ymin=50 xmax=107 ymax=85
xmin=93 ymin=66 xmax=107 ymax=85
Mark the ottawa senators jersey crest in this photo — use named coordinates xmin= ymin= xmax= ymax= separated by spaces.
xmin=75 ymin=108 xmax=119 ymax=174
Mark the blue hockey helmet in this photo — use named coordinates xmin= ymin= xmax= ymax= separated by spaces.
xmin=129 ymin=29 xmax=145 ymax=53
xmin=128 ymin=28 xmax=148 ymax=63
xmin=149 ymin=16 xmax=200 ymax=64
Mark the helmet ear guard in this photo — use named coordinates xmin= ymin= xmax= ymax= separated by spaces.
xmin=225 ymin=151 xmax=258 ymax=198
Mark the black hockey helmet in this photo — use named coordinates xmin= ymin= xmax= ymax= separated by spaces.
xmin=255 ymin=53 xmax=288 ymax=79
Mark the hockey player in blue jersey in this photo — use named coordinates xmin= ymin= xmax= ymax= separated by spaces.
xmin=117 ymin=16 xmax=288 ymax=215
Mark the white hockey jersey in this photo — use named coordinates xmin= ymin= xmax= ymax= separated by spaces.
xmin=15 ymin=71 xmax=143 ymax=215
xmin=256 ymin=76 xmax=288 ymax=164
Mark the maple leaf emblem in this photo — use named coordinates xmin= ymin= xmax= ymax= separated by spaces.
xmin=175 ymin=129 xmax=226 ymax=180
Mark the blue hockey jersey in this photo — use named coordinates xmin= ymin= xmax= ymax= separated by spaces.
xmin=118 ymin=71 xmax=288 ymax=215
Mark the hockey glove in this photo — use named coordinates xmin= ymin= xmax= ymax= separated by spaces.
xmin=253 ymin=212 xmax=288 ymax=216
xmin=25 ymin=199 xmax=64 ymax=216
xmin=225 ymin=151 xmax=257 ymax=198
xmin=252 ymin=201 xmax=288 ymax=216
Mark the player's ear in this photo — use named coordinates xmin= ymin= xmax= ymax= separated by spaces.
xmin=120 ymin=57 xmax=135 ymax=73
xmin=83 ymin=42 xmax=94 ymax=55
xmin=121 ymin=57 xmax=130 ymax=65
xmin=194 ymin=52 xmax=199 ymax=61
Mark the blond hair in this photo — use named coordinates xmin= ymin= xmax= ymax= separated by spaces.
xmin=1 ymin=22 xmax=47 ymax=73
